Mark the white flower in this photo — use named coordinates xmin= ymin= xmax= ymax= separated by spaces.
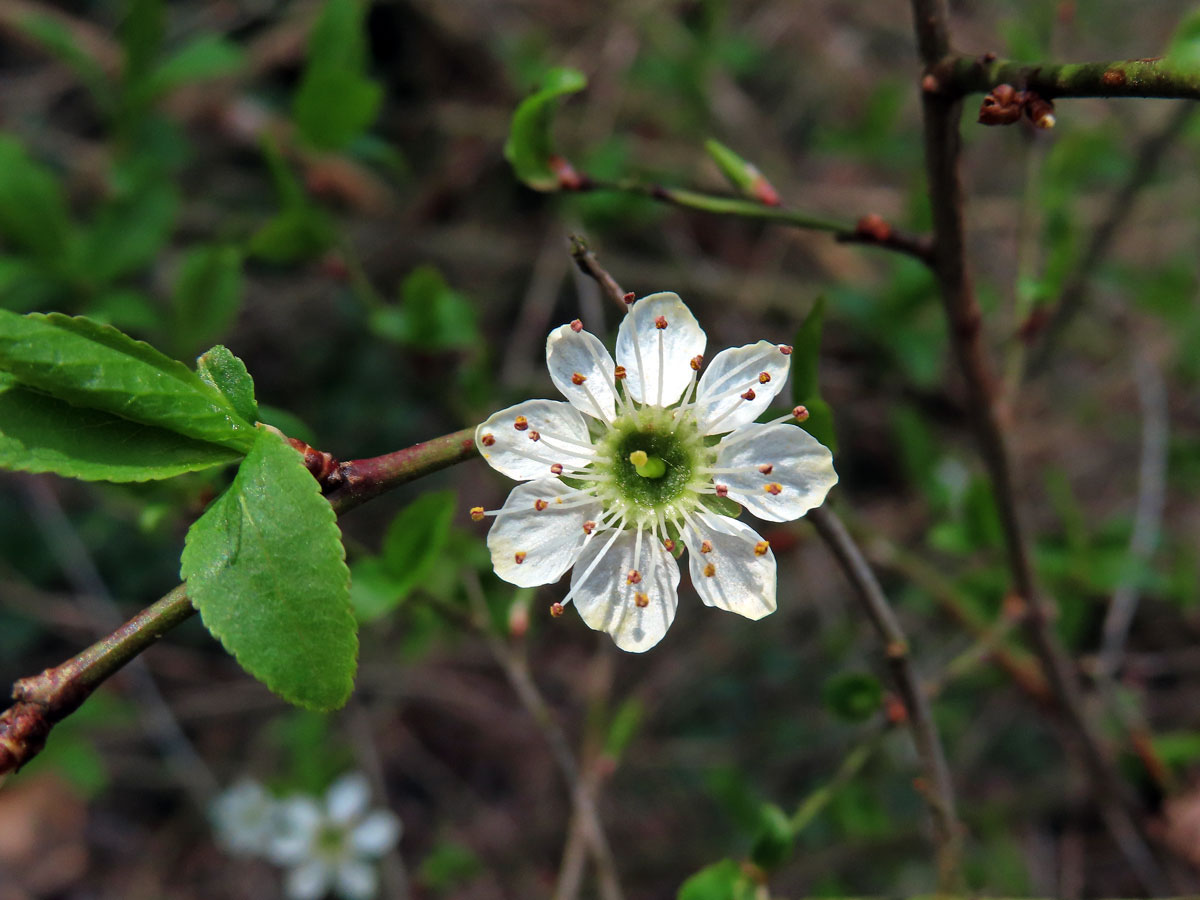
xmin=473 ymin=291 xmax=837 ymax=652
xmin=267 ymin=774 xmax=402 ymax=900
xmin=210 ymin=778 xmax=278 ymax=857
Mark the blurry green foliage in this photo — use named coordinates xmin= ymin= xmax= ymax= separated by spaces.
xmin=821 ymin=672 xmax=885 ymax=723
xmin=418 ymin=840 xmax=486 ymax=894
xmin=171 ymin=246 xmax=246 ymax=359
xmin=1168 ymin=6 xmax=1200 ymax=69
xmin=370 ymin=266 xmax=480 ymax=351
xmin=249 ymin=140 xmax=336 ymax=264
xmin=677 ymin=858 xmax=757 ymax=900
xmin=790 ymin=295 xmax=837 ymax=452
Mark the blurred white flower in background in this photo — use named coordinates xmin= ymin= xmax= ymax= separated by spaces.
xmin=211 ymin=773 xmax=401 ymax=900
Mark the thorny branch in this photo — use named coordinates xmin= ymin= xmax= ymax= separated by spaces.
xmin=908 ymin=0 xmax=1170 ymax=891
xmin=0 ymin=427 xmax=481 ymax=779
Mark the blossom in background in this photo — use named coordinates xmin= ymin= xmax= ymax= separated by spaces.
xmin=211 ymin=778 xmax=278 ymax=857
xmin=211 ymin=774 xmax=401 ymax=900
xmin=473 ymin=291 xmax=837 ymax=651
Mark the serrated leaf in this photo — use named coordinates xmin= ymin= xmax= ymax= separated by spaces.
xmin=0 ymin=311 xmax=256 ymax=450
xmin=677 ymin=859 xmax=757 ymax=900
xmin=504 ymin=67 xmax=587 ymax=191
xmin=0 ymin=138 xmax=75 ymax=263
xmin=197 ymin=345 xmax=258 ymax=424
xmin=0 ymin=377 xmax=241 ymax=481
xmin=172 ymin=244 xmax=244 ymax=354
xmin=1168 ymin=7 xmax=1200 ymax=70
xmin=181 ymin=427 xmax=356 ymax=710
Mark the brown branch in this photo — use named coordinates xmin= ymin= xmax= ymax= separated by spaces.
xmin=1 ymin=427 xmax=482 ymax=778
xmin=807 ymin=506 xmax=961 ymax=891
xmin=569 ymin=235 xmax=628 ymax=310
xmin=909 ymin=0 xmax=1170 ymax=891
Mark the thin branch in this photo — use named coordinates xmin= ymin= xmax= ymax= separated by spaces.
xmin=807 ymin=506 xmax=961 ymax=891
xmin=570 ymin=181 xmax=935 ymax=265
xmin=909 ymin=1 xmax=1170 ymax=891
xmin=1 ymin=427 xmax=482 ymax=778
xmin=1028 ymin=103 xmax=1197 ymax=374
xmin=569 ymin=235 xmax=628 ymax=310
xmin=457 ymin=574 xmax=623 ymax=900
xmin=932 ymin=54 xmax=1200 ymax=101
xmin=1098 ymin=345 xmax=1169 ymax=679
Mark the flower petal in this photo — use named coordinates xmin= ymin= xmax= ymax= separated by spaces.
xmin=336 ymin=861 xmax=380 ymax=900
xmin=327 ymin=773 xmax=371 ymax=825
xmin=693 ymin=340 xmax=792 ymax=434
xmin=615 ymin=292 xmax=705 ymax=407
xmin=349 ymin=811 xmax=402 ymax=857
xmin=546 ymin=324 xmax=618 ymax=422
xmin=714 ymin=423 xmax=837 ymax=522
xmin=569 ymin=527 xmax=680 ymax=652
xmin=210 ymin=778 xmax=275 ymax=856
xmin=285 ymin=861 xmax=332 ymax=900
xmin=682 ymin=512 xmax=777 ymax=620
xmin=488 ymin=479 xmax=602 ymax=587
xmin=266 ymin=797 xmax=321 ymax=865
xmin=476 ymin=400 xmax=595 ymax=481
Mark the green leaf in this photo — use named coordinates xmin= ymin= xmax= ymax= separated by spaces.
xmin=197 ymin=345 xmax=259 ymax=424
xmin=14 ymin=14 xmax=114 ymax=114
xmin=0 ymin=377 xmax=241 ymax=481
xmin=821 ymin=671 xmax=884 ymax=723
xmin=294 ymin=67 xmax=383 ymax=152
xmin=292 ymin=0 xmax=381 ymax=151
xmin=181 ymin=427 xmax=356 ymax=710
xmin=349 ymin=557 xmax=405 ymax=623
xmin=172 ymin=244 xmax=244 ymax=354
xmin=749 ymin=803 xmax=795 ymax=870
xmin=119 ymin=0 xmax=165 ymax=84
xmin=0 ymin=138 xmax=75 ymax=263
xmin=0 ymin=311 xmax=256 ymax=450
xmin=418 ymin=840 xmax=484 ymax=893
xmin=504 ymin=67 xmax=587 ymax=191
xmin=249 ymin=208 xmax=335 ymax=264
xmin=370 ymin=265 xmax=479 ymax=350
xmin=603 ymin=698 xmax=643 ymax=761
xmin=89 ymin=289 xmax=161 ymax=332
xmin=378 ymin=489 xmax=456 ymax=590
xmin=1168 ymin=7 xmax=1200 ymax=70
xmin=139 ymin=35 xmax=245 ymax=101
xmin=677 ymin=859 xmax=757 ymax=900
xmin=704 ymin=138 xmax=778 ymax=204
xmin=74 ymin=178 xmax=178 ymax=285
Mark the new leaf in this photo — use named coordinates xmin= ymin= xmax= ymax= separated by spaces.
xmin=504 ymin=67 xmax=587 ymax=191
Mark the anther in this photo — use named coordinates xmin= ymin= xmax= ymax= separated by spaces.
xmin=741 ymin=388 xmax=756 ymax=401
xmin=550 ymin=602 xmax=565 ymax=617
xmin=570 ymin=319 xmax=583 ymax=333
xmin=634 ymin=592 xmax=650 ymax=608
xmin=571 ymin=372 xmax=587 ymax=385
xmin=758 ymin=372 xmax=771 ymax=384
xmin=764 ymin=483 xmax=783 ymax=495
xmin=534 ymin=499 xmax=549 ymax=511
xmin=690 ymin=354 xmax=703 ymax=371
xmin=702 ymin=563 xmax=716 ymax=578
xmin=758 ymin=463 xmax=774 ymax=474
xmin=614 ymin=365 xmax=627 ymax=380
xmin=792 ymin=405 xmax=809 ymax=421
xmin=582 ymin=520 xmax=596 ymax=534
xmin=551 ymin=463 xmax=564 ymax=475
xmin=778 ymin=344 xmax=793 ymax=355
xmin=623 ymin=291 xmax=636 ymax=305
xmin=513 ymin=416 xmax=529 ymax=431
xmin=515 ymin=551 xmax=527 ymax=564
xmin=662 ymin=538 xmax=676 ymax=552
xmin=481 ymin=433 xmax=496 ymax=446
xmin=715 ymin=484 xmax=729 ymax=498
xmin=627 ymin=570 xmax=642 ymax=585
xmin=700 ymin=540 xmax=713 ymax=554
xmin=654 ymin=316 xmax=668 ymax=329
xmin=470 ymin=506 xmax=485 ymax=521
xmin=754 ymin=541 xmax=770 ymax=556
xmin=528 ymin=430 xmax=541 ymax=441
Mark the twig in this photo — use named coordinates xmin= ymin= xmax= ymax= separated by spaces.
xmin=807 ymin=506 xmax=961 ymax=891
xmin=1098 ymin=345 xmax=1169 ymax=679
xmin=1 ymin=427 xmax=483 ymax=778
xmin=1028 ymin=104 xmax=1197 ymax=374
xmin=931 ymin=54 xmax=1200 ymax=102
xmin=570 ymin=182 xmax=935 ymax=265
xmin=457 ymin=573 xmax=623 ymax=900
xmin=908 ymin=1 xmax=1169 ymax=892
xmin=569 ymin=235 xmax=628 ymax=310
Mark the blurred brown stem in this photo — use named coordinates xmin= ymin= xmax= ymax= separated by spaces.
xmin=807 ymin=506 xmax=961 ymax=891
